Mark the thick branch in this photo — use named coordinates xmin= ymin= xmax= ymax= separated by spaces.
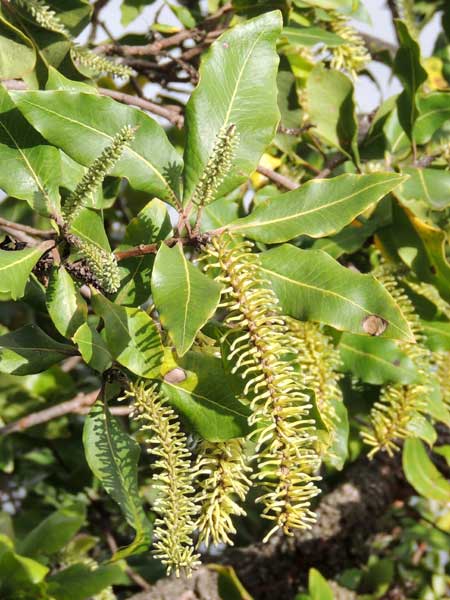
xmin=0 ymin=217 xmax=55 ymax=238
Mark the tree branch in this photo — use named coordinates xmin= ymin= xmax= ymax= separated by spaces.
xmin=0 ymin=217 xmax=55 ymax=239
xmin=0 ymin=390 xmax=100 ymax=435
xmin=255 ymin=166 xmax=300 ymax=191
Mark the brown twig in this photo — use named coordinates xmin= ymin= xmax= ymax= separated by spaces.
xmin=315 ymin=154 xmax=347 ymax=179
xmin=0 ymin=390 xmax=100 ymax=436
xmin=256 ymin=166 xmax=300 ymax=191
xmin=105 ymin=531 xmax=151 ymax=591
xmin=114 ymin=237 xmax=193 ymax=261
xmin=0 ymin=80 xmax=184 ymax=128
xmin=0 ymin=217 xmax=55 ymax=238
xmin=98 ymin=87 xmax=183 ymax=127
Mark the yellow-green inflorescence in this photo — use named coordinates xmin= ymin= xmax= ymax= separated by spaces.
xmin=71 ymin=46 xmax=134 ymax=78
xmin=328 ymin=11 xmax=370 ymax=78
xmin=190 ymin=124 xmax=239 ymax=208
xmin=287 ymin=318 xmax=343 ymax=453
xmin=362 ymin=264 xmax=431 ymax=457
xmin=206 ymin=232 xmax=321 ymax=541
xmin=195 ymin=438 xmax=251 ymax=547
xmin=69 ymin=236 xmax=121 ymax=295
xmin=63 ymin=125 xmax=135 ymax=294
xmin=126 ymin=382 xmax=200 ymax=576
xmin=13 ymin=0 xmax=69 ymax=35
xmin=62 ymin=125 xmax=136 ymax=225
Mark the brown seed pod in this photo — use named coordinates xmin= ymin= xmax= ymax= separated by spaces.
xmin=362 ymin=315 xmax=388 ymax=336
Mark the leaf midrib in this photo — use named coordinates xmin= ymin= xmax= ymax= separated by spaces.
xmin=260 ymin=264 xmax=412 ymax=340
xmin=232 ymin=178 xmax=401 ymax=230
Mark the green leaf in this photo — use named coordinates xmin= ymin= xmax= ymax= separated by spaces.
xmin=91 ymin=291 xmax=163 ymax=378
xmin=46 ymin=266 xmax=87 ymax=338
xmin=377 ymin=202 xmax=450 ymax=303
xmin=338 ymin=333 xmax=419 ymax=385
xmin=70 ymin=208 xmax=111 ymax=252
xmin=403 ymin=438 xmax=450 ymax=502
xmin=311 ymin=220 xmax=378 ymax=259
xmin=0 ymin=85 xmax=61 ymax=216
xmin=259 ymin=245 xmax=414 ymax=342
xmin=183 ymin=11 xmax=282 ymax=203
xmin=0 ymin=241 xmax=53 ymax=300
xmin=230 ymin=173 xmax=405 ymax=244
xmin=325 ymin=398 xmax=349 ymax=471
xmin=434 ymin=445 xmax=450 ymax=467
xmin=18 ymin=503 xmax=85 ymax=558
xmin=0 ymin=537 xmax=49 ymax=591
xmin=414 ymin=92 xmax=450 ymax=145
xmin=281 ymin=26 xmax=345 ymax=47
xmin=72 ymin=322 xmax=112 ymax=373
xmin=299 ymin=0 xmax=354 ymax=9
xmin=48 ymin=562 xmax=125 ymax=600
xmin=426 ymin=382 xmax=450 ymax=428
xmin=10 ymin=90 xmax=182 ymax=204
xmin=0 ymin=14 xmax=36 ymax=78
xmin=421 ymin=320 xmax=450 ymax=351
xmin=121 ymin=0 xmax=153 ymax=25
xmin=114 ymin=198 xmax=172 ymax=307
xmin=396 ymin=167 xmax=450 ymax=211
xmin=152 ymin=243 xmax=222 ymax=356
xmin=162 ymin=352 xmax=250 ymax=441
xmin=406 ymin=415 xmax=437 ymax=447
xmin=83 ymin=397 xmax=152 ymax=559
xmin=393 ymin=20 xmax=427 ymax=142
xmin=306 ymin=64 xmax=359 ymax=161
xmin=0 ymin=324 xmax=76 ymax=375
xmin=309 ymin=568 xmax=333 ymax=600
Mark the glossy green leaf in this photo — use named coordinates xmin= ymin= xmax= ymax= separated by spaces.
xmin=403 ymin=438 xmax=450 ymax=502
xmin=396 ymin=167 xmax=450 ymax=211
xmin=393 ymin=20 xmax=427 ymax=142
xmin=421 ymin=320 xmax=450 ymax=351
xmin=0 ymin=85 xmax=61 ymax=216
xmin=299 ymin=0 xmax=353 ymax=8
xmin=377 ymin=202 xmax=450 ymax=303
xmin=152 ymin=243 xmax=222 ymax=356
xmin=311 ymin=220 xmax=378 ymax=259
xmin=0 ymin=241 xmax=53 ymax=300
xmin=72 ymin=322 xmax=112 ymax=373
xmin=0 ymin=537 xmax=49 ymax=591
xmin=0 ymin=324 xmax=76 ymax=375
xmin=83 ymin=398 xmax=152 ymax=559
xmin=114 ymin=198 xmax=172 ymax=307
xmin=91 ymin=291 xmax=163 ymax=378
xmin=281 ymin=26 xmax=345 ymax=47
xmin=121 ymin=0 xmax=150 ymax=25
xmin=46 ymin=266 xmax=87 ymax=338
xmin=338 ymin=333 xmax=419 ymax=385
xmin=70 ymin=208 xmax=111 ymax=252
xmin=406 ymin=415 xmax=437 ymax=447
xmin=230 ymin=173 xmax=405 ymax=244
xmin=183 ymin=11 xmax=281 ymax=203
xmin=259 ymin=245 xmax=414 ymax=341
xmin=414 ymin=92 xmax=450 ymax=145
xmin=309 ymin=568 xmax=333 ymax=600
xmin=325 ymin=398 xmax=349 ymax=471
xmin=10 ymin=90 xmax=182 ymax=204
xmin=426 ymin=382 xmax=450 ymax=428
xmin=18 ymin=503 xmax=85 ymax=558
xmin=48 ymin=562 xmax=124 ymax=600
xmin=434 ymin=445 xmax=450 ymax=466
xmin=0 ymin=15 xmax=36 ymax=78
xmin=306 ymin=64 xmax=359 ymax=161
xmin=162 ymin=352 xmax=250 ymax=441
